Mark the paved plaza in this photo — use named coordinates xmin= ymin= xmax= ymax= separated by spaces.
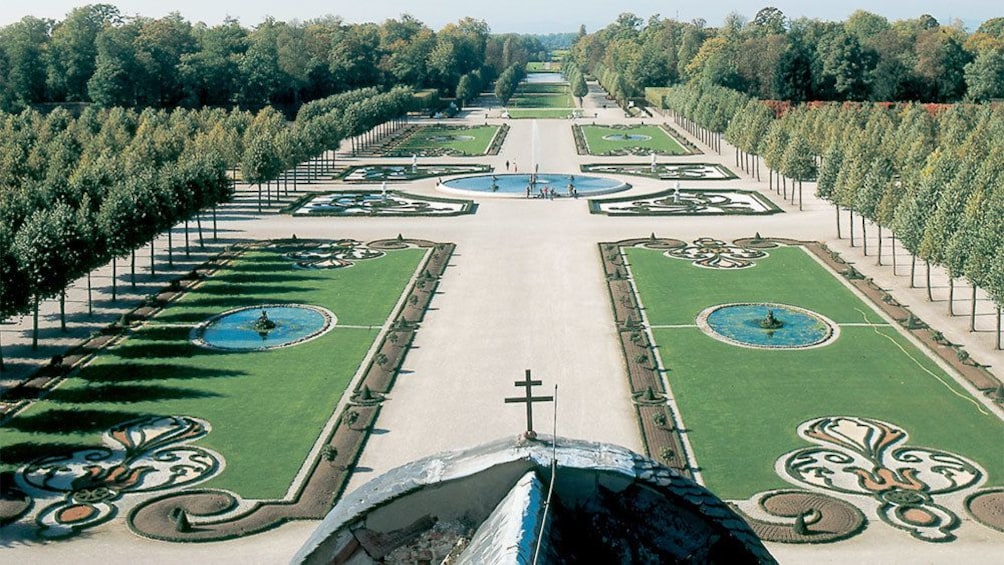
xmin=2 ymin=83 xmax=1003 ymax=563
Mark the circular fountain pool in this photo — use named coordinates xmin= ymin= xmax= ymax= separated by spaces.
xmin=696 ymin=303 xmax=838 ymax=350
xmin=438 ymin=173 xmax=628 ymax=198
xmin=191 ymin=304 xmax=335 ymax=351
xmin=602 ymin=134 xmax=653 ymax=142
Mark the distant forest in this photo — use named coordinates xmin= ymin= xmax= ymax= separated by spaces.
xmin=570 ymin=9 xmax=1004 ymax=103
xmin=0 ymin=4 xmax=555 ymax=113
xmin=6 ymin=6 xmax=1000 ymax=114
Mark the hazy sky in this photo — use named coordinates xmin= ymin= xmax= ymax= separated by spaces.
xmin=0 ymin=1 xmax=999 ymax=33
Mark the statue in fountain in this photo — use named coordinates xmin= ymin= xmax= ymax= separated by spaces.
xmin=759 ymin=309 xmax=784 ymax=330
xmin=254 ymin=310 xmax=277 ymax=333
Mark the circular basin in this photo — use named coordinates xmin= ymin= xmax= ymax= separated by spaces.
xmin=192 ymin=305 xmax=335 ymax=351
xmin=602 ymin=134 xmax=652 ymax=142
xmin=426 ymin=135 xmax=475 ymax=142
xmin=696 ymin=303 xmax=838 ymax=350
xmin=439 ymin=173 xmax=628 ymax=198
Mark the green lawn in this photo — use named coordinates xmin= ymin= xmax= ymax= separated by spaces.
xmin=507 ymin=109 xmax=579 ymax=119
xmin=394 ymin=125 xmax=499 ymax=155
xmin=525 ymin=62 xmax=559 ymax=72
xmin=508 ymin=93 xmax=574 ymax=108
xmin=582 ymin=125 xmax=687 ymax=155
xmin=518 ymin=83 xmax=568 ymax=94
xmin=627 ymin=246 xmax=1004 ymax=499
xmin=1 ymin=245 xmax=426 ymax=499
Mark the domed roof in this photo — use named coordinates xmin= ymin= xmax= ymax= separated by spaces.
xmin=293 ymin=435 xmax=775 ymax=564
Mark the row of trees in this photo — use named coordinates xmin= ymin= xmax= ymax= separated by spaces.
xmin=1 ymin=85 xmax=418 ymax=367
xmin=661 ymin=82 xmax=1004 ymax=348
xmin=493 ymin=63 xmax=527 ymax=106
xmin=561 ymin=62 xmax=589 ymax=107
xmin=571 ymin=9 xmax=1004 ymax=104
xmin=0 ymin=106 xmax=234 ymax=365
xmin=0 ymin=5 xmax=497 ymax=112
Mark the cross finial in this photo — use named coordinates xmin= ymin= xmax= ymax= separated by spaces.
xmin=504 ymin=369 xmax=554 ymax=439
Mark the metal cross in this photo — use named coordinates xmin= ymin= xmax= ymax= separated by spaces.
xmin=505 ymin=369 xmax=554 ymax=439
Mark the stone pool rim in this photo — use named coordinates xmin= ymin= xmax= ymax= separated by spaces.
xmin=695 ymin=302 xmax=839 ymax=350
xmin=437 ymin=173 xmax=630 ymax=199
xmin=601 ymin=133 xmax=653 ymax=142
xmin=190 ymin=303 xmax=337 ymax=352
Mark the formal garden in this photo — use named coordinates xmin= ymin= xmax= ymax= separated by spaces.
xmin=603 ymin=237 xmax=1004 ymax=543
xmin=284 ymin=191 xmax=475 ymax=216
xmin=574 ymin=124 xmax=692 ymax=156
xmin=0 ymin=238 xmax=447 ymax=540
xmin=590 ymin=188 xmax=780 ymax=216
xmin=340 ymin=164 xmax=490 ymax=182
xmin=383 ymin=124 xmax=506 ymax=157
xmin=581 ymin=162 xmax=737 ymax=180
xmin=2 ymin=6 xmax=1004 ymax=560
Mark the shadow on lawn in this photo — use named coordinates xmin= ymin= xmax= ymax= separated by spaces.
xmin=46 ymin=384 xmax=223 ymax=405
xmin=109 ymin=342 xmax=236 ymax=360
xmin=153 ymin=297 xmax=323 ymax=325
xmin=190 ymin=283 xmax=320 ymax=297
xmin=0 ymin=442 xmax=98 ymax=467
xmin=77 ymin=363 xmax=246 ymax=383
xmin=6 ymin=409 xmax=155 ymax=435
xmin=212 ymin=272 xmax=320 ymax=284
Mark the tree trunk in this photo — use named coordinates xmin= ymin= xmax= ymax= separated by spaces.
xmin=925 ymin=260 xmax=932 ymax=301
xmin=848 ymin=209 xmax=856 ymax=246
xmin=997 ymin=307 xmax=1002 ymax=350
xmin=196 ymin=215 xmax=205 ymax=249
xmin=861 ymin=216 xmax=867 ymax=256
xmin=32 ymin=295 xmax=39 ymax=350
xmin=185 ymin=219 xmax=191 ymax=257
xmin=258 ymin=182 xmax=262 ymax=213
xmin=891 ymin=234 xmax=897 ymax=274
xmin=112 ymin=258 xmax=117 ymax=301
xmin=835 ymin=205 xmax=842 ymax=239
xmin=87 ymin=272 xmax=93 ymax=315
xmin=131 ymin=249 xmax=136 ymax=288
xmin=150 ymin=240 xmax=155 ymax=277
xmin=60 ymin=290 xmax=66 ymax=332
xmin=0 ymin=329 xmax=5 ymax=371
xmin=213 ymin=208 xmax=218 ymax=240
xmin=798 ymin=181 xmax=803 ymax=210
xmin=877 ymin=225 xmax=883 ymax=266
xmin=910 ymin=255 xmax=916 ymax=288
xmin=782 ymin=176 xmax=787 ymax=199
xmin=948 ymin=278 xmax=955 ymax=316
xmin=168 ymin=228 xmax=173 ymax=267
xmin=970 ymin=286 xmax=977 ymax=332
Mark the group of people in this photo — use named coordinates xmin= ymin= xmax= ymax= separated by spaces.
xmin=524 ymin=183 xmax=577 ymax=199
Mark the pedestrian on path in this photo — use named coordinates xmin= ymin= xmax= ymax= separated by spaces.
xmin=506 ymin=160 xmax=510 ymax=172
